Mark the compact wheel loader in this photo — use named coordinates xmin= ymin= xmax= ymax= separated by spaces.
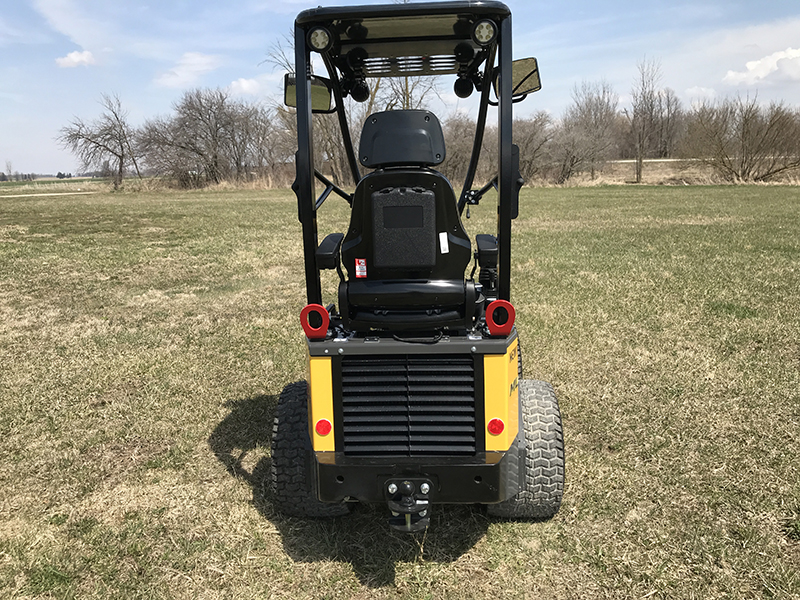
xmin=271 ymin=0 xmax=564 ymax=532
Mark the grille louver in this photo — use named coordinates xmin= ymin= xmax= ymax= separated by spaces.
xmin=341 ymin=355 xmax=476 ymax=456
xmin=363 ymin=55 xmax=458 ymax=77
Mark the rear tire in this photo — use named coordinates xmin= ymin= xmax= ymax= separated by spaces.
xmin=488 ymin=379 xmax=564 ymax=519
xmin=270 ymin=381 xmax=350 ymax=517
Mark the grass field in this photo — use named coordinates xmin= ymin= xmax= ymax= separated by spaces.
xmin=1 ymin=184 xmax=799 ymax=599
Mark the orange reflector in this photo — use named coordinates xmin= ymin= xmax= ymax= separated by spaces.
xmin=315 ymin=419 xmax=332 ymax=436
xmin=487 ymin=418 xmax=505 ymax=436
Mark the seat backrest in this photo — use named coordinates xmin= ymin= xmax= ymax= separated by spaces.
xmin=358 ymin=110 xmax=446 ymax=169
xmin=339 ymin=111 xmax=473 ymax=330
xmin=342 ymin=170 xmax=471 ymax=282
xmin=342 ymin=110 xmax=468 ymax=281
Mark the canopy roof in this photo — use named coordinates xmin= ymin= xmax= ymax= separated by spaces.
xmin=296 ymin=1 xmax=510 ymax=77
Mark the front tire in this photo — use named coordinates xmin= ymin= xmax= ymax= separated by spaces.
xmin=270 ymin=381 xmax=350 ymax=517
xmin=488 ymin=379 xmax=564 ymax=519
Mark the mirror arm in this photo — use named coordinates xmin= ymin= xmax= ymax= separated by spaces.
xmin=473 ymin=175 xmax=499 ymax=203
xmin=487 ymin=92 xmax=528 ymax=107
xmin=463 ymin=175 xmax=498 ymax=210
xmin=322 ymin=53 xmax=361 ymax=185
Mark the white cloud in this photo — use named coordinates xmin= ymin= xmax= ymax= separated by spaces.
xmin=228 ymin=72 xmax=285 ymax=97
xmin=0 ymin=17 xmax=22 ymax=45
xmin=685 ymin=86 xmax=717 ymax=101
xmin=55 ymin=49 xmax=95 ymax=67
xmin=656 ymin=17 xmax=800 ymax=109
xmin=33 ymin=0 xmax=110 ymax=51
xmin=155 ymin=52 xmax=222 ymax=88
xmin=723 ymin=47 xmax=800 ymax=85
xmin=230 ymin=78 xmax=262 ymax=96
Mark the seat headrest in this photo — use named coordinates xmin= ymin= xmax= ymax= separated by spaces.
xmin=359 ymin=110 xmax=446 ymax=169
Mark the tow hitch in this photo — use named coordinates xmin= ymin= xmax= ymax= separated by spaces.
xmin=385 ymin=479 xmax=432 ymax=533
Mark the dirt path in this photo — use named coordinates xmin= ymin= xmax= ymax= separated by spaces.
xmin=0 ymin=191 xmax=100 ymax=199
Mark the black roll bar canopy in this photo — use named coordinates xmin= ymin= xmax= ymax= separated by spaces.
xmin=293 ymin=1 xmax=518 ymax=306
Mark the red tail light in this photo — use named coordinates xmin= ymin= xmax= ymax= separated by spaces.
xmin=300 ymin=304 xmax=330 ymax=340
xmin=487 ymin=418 xmax=505 ymax=436
xmin=315 ymin=419 xmax=332 ymax=436
xmin=486 ymin=300 xmax=515 ymax=336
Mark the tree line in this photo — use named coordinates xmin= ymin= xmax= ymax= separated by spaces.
xmin=1 ymin=161 xmax=38 ymax=183
xmin=58 ymin=60 xmax=800 ymax=189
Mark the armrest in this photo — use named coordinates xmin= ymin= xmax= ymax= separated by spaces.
xmin=476 ymin=234 xmax=498 ymax=269
xmin=316 ymin=233 xmax=344 ymax=270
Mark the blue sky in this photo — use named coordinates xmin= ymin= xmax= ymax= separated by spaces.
xmin=2 ymin=0 xmax=800 ymax=174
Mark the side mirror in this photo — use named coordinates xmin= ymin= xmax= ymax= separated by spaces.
xmin=493 ymin=57 xmax=541 ymax=100
xmin=284 ymin=73 xmax=334 ymax=113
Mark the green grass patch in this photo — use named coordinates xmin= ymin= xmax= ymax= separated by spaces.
xmin=1 ymin=185 xmax=799 ymax=598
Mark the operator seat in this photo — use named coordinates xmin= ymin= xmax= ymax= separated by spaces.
xmin=338 ymin=110 xmax=476 ymax=332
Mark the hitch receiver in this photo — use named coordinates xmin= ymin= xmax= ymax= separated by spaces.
xmin=384 ymin=478 xmax=433 ymax=533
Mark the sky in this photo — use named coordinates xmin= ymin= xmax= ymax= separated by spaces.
xmin=2 ymin=0 xmax=800 ymax=175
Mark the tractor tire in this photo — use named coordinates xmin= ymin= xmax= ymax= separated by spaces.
xmin=488 ymin=379 xmax=564 ymax=519
xmin=270 ymin=381 xmax=350 ymax=517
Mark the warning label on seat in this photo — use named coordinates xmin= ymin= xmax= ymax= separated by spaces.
xmin=355 ymin=258 xmax=367 ymax=278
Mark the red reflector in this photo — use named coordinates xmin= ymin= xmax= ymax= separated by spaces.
xmin=315 ymin=419 xmax=332 ymax=436
xmin=300 ymin=304 xmax=330 ymax=340
xmin=487 ymin=418 xmax=505 ymax=436
xmin=486 ymin=299 xmax=515 ymax=336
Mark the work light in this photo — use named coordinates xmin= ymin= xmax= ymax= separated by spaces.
xmin=471 ymin=19 xmax=497 ymax=46
xmin=307 ymin=27 xmax=333 ymax=52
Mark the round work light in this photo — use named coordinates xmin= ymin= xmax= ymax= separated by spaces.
xmin=307 ymin=27 xmax=333 ymax=52
xmin=471 ymin=19 xmax=497 ymax=46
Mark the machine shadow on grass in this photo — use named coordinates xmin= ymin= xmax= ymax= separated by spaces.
xmin=208 ymin=386 xmax=490 ymax=587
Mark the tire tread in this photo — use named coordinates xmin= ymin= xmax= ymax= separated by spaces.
xmin=270 ymin=381 xmax=350 ymax=518
xmin=487 ymin=379 xmax=565 ymax=519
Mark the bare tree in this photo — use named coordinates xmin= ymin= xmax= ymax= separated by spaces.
xmin=514 ymin=111 xmax=553 ymax=182
xmin=441 ymin=113 xmax=479 ymax=184
xmin=571 ymin=80 xmax=618 ymax=178
xmin=58 ymin=94 xmax=142 ymax=188
xmin=382 ymin=76 xmax=440 ymax=111
xmin=264 ymin=31 xmax=295 ymax=73
xmin=686 ymin=95 xmax=800 ymax=182
xmin=550 ymin=80 xmax=618 ymax=183
xmin=177 ymin=88 xmax=234 ymax=183
xmin=653 ymin=87 xmax=684 ymax=158
xmin=242 ymin=103 xmax=285 ymax=185
xmin=626 ymin=58 xmax=661 ymax=183
xmin=139 ymin=88 xmax=279 ymax=186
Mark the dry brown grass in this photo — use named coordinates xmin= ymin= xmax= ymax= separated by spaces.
xmin=1 ymin=185 xmax=798 ymax=598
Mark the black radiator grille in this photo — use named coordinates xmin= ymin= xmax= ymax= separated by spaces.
xmin=341 ymin=355 xmax=476 ymax=456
